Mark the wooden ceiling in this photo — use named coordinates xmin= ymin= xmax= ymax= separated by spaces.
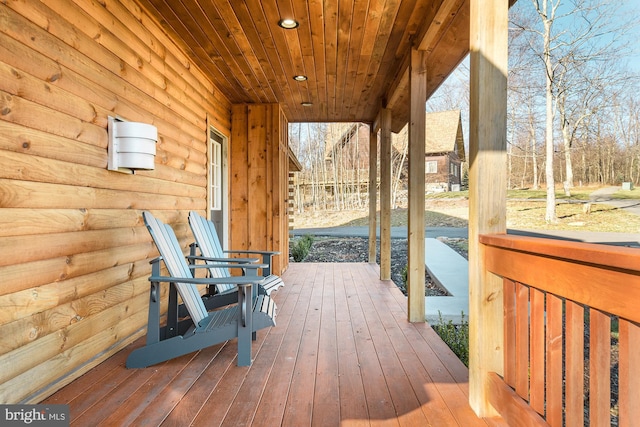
xmin=137 ymin=0 xmax=470 ymax=132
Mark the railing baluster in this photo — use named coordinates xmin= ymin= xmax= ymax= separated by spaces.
xmin=590 ymin=308 xmax=611 ymax=427
xmin=530 ymin=288 xmax=546 ymax=415
xmin=546 ymin=294 xmax=563 ymax=427
xmin=504 ymin=278 xmax=516 ymax=387
xmin=565 ymin=300 xmax=585 ymax=427
xmin=618 ymin=318 xmax=640 ymax=427
xmin=515 ymin=282 xmax=530 ymax=400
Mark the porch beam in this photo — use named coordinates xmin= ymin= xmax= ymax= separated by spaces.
xmin=407 ymin=47 xmax=427 ymax=322
xmin=379 ymin=108 xmax=392 ymax=280
xmin=369 ymin=125 xmax=378 ymax=264
xmin=468 ymin=0 xmax=509 ymax=417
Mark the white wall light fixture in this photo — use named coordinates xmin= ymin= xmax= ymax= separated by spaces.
xmin=108 ymin=116 xmax=157 ymax=173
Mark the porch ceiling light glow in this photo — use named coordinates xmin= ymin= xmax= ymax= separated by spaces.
xmin=293 ymin=75 xmax=307 ymax=82
xmin=301 ymin=102 xmax=313 ymax=107
xmin=278 ymin=18 xmax=299 ymax=29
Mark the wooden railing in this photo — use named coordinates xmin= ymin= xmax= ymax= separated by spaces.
xmin=479 ymin=234 xmax=640 ymax=427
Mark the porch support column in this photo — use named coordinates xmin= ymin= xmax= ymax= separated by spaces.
xmin=379 ymin=109 xmax=392 ymax=280
xmin=407 ymin=47 xmax=427 ymax=322
xmin=468 ymin=0 xmax=508 ymax=417
xmin=368 ymin=125 xmax=378 ymax=263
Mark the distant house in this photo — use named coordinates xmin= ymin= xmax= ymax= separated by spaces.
xmin=393 ymin=109 xmax=466 ymax=192
xmin=324 ymin=122 xmax=370 ymax=171
xmin=424 ymin=110 xmax=466 ymax=192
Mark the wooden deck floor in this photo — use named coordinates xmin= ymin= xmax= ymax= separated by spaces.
xmin=45 ymin=263 xmax=504 ymax=426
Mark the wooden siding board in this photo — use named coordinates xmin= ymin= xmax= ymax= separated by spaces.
xmin=0 ymin=151 xmax=205 ymax=199
xmin=248 ymin=104 xmax=268 ymax=250
xmin=0 ymin=121 xmax=107 ymax=170
xmin=231 ymin=104 xmax=249 ymax=250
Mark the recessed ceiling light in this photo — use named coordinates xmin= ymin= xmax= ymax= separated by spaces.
xmin=293 ymin=75 xmax=308 ymax=82
xmin=301 ymin=102 xmax=313 ymax=107
xmin=278 ymin=19 xmax=299 ymax=29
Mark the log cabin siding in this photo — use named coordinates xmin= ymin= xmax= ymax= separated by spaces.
xmin=0 ymin=0 xmax=231 ymax=403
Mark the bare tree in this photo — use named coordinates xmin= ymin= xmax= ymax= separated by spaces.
xmin=512 ymin=0 xmax=638 ymax=222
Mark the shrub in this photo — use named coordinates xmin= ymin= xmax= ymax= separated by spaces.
xmin=291 ymin=234 xmax=314 ymax=262
xmin=432 ymin=311 xmax=469 ymax=367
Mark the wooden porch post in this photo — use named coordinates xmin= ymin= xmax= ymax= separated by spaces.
xmin=368 ymin=125 xmax=378 ymax=264
xmin=407 ymin=47 xmax=427 ymax=322
xmin=468 ymin=0 xmax=508 ymax=417
xmin=379 ymin=109 xmax=392 ymax=280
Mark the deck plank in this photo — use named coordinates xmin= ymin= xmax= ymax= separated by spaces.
xmin=281 ymin=263 xmax=324 ymax=427
xmin=351 ymin=264 xmax=431 ymax=426
xmin=311 ymin=262 xmax=341 ymax=427
xmin=220 ymin=264 xmax=300 ymax=427
xmin=251 ymin=263 xmax=312 ymax=426
xmin=335 ymin=264 xmax=370 ymax=426
xmin=345 ymin=265 xmax=399 ymax=426
xmin=43 ymin=263 xmax=502 ymax=426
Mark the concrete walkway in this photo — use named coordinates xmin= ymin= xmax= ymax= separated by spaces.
xmin=424 ymin=238 xmax=469 ymax=325
xmin=590 ymin=186 xmax=640 ymax=216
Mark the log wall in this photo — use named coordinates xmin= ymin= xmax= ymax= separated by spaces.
xmin=0 ymin=0 xmax=230 ymax=403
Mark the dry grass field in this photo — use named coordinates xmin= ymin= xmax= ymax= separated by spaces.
xmin=294 ymin=188 xmax=640 ymax=232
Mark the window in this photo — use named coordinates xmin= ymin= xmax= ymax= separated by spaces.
xmin=210 ymin=130 xmax=222 ymax=211
xmin=426 ymin=160 xmax=437 ymax=174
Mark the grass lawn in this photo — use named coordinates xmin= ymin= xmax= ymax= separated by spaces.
xmin=294 ymin=186 xmax=640 ymax=232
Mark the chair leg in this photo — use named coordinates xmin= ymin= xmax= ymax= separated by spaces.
xmin=236 ymin=284 xmax=253 ymax=366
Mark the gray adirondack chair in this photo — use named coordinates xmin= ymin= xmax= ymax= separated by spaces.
xmin=126 ymin=211 xmax=276 ymax=368
xmin=187 ymin=211 xmax=284 ymax=311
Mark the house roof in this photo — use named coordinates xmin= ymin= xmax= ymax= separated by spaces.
xmin=324 ymin=123 xmax=364 ymax=160
xmin=136 ymin=0 xmax=471 ymax=132
xmin=425 ymin=110 xmax=465 ymax=161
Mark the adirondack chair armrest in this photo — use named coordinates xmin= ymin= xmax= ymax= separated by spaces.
xmin=188 ymin=263 xmax=269 ymax=280
xmin=223 ymin=250 xmax=280 ymax=256
xmin=191 ymin=262 xmax=268 ymax=272
xmin=148 ymin=274 xmax=265 ymax=287
xmin=187 ymin=255 xmax=260 ymax=264
xmin=222 ymin=250 xmax=280 ymax=276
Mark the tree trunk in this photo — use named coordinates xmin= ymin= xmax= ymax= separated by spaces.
xmin=544 ymin=32 xmax=556 ymax=221
xmin=559 ymin=101 xmax=573 ymax=195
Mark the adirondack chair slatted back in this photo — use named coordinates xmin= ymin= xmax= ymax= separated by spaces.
xmin=188 ymin=211 xmax=235 ymax=293
xmin=143 ymin=212 xmax=208 ymax=324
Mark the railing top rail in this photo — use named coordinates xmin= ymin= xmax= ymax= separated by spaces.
xmin=480 ymin=233 xmax=640 ymax=273
xmin=480 ymin=233 xmax=640 ymax=323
